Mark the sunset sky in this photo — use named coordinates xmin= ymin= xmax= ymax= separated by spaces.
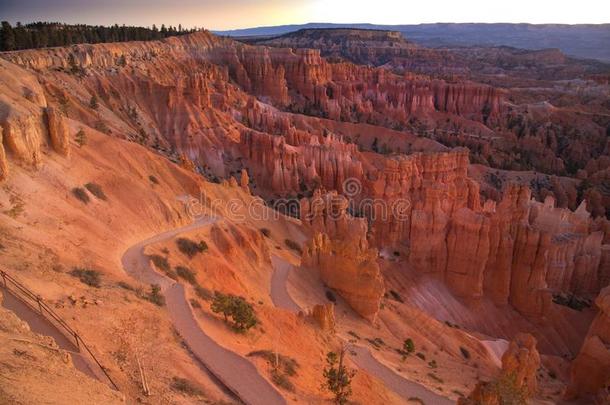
xmin=2 ymin=0 xmax=606 ymax=30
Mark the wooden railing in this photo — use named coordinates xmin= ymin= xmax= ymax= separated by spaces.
xmin=0 ymin=269 xmax=119 ymax=391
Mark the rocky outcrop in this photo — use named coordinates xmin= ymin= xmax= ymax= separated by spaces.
xmin=45 ymin=107 xmax=70 ymax=156
xmin=311 ymin=303 xmax=335 ymax=331
xmin=459 ymin=333 xmax=540 ymax=405
xmin=301 ymin=191 xmax=385 ymax=321
xmin=0 ymin=127 xmax=7 ymax=181
xmin=566 ymin=286 xmax=610 ymax=400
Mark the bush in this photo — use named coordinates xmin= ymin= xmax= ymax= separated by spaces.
xmin=428 ymin=372 xmax=444 ymax=383
xmin=148 ymin=175 xmax=159 ymax=185
xmin=460 ymin=347 xmax=471 ymax=360
xmin=189 ymin=298 xmax=201 ymax=309
xmin=170 ymin=376 xmax=204 ymax=396
xmin=72 ymin=187 xmax=90 ymax=204
xmin=84 ymin=182 xmax=107 ymax=200
xmin=117 ymin=281 xmax=135 ymax=291
xmin=89 ymin=94 xmax=99 ymax=110
xmin=284 ymin=239 xmax=302 ymax=254
xmin=148 ymin=254 xmax=176 ymax=279
xmin=146 ymin=284 xmax=165 ymax=306
xmin=416 ymin=352 xmax=426 ymax=361
xmin=404 ymin=338 xmax=415 ymax=354
xmin=75 ymin=128 xmax=87 ymax=147
xmin=248 ymin=350 xmax=299 ymax=376
xmin=211 ymin=292 xmax=258 ymax=332
xmin=260 ymin=228 xmax=271 ymax=238
xmin=176 ymin=265 xmax=197 ymax=285
xmin=325 ymin=290 xmax=336 ymax=303
xmin=195 ymin=285 xmax=213 ymax=301
xmin=176 ymin=238 xmax=208 ymax=258
xmin=70 ymin=267 xmax=101 ymax=288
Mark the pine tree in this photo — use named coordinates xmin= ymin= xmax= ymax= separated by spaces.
xmin=0 ymin=21 xmax=16 ymax=51
xmin=322 ymin=347 xmax=356 ymax=405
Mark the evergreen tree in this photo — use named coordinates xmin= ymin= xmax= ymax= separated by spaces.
xmin=75 ymin=128 xmax=87 ymax=147
xmin=322 ymin=347 xmax=356 ymax=405
xmin=0 ymin=21 xmax=15 ymax=51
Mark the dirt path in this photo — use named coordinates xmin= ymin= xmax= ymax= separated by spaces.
xmin=268 ymin=255 xmax=453 ymax=405
xmin=121 ymin=217 xmax=285 ymax=405
xmin=0 ymin=288 xmax=98 ymax=380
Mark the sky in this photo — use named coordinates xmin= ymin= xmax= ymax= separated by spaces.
xmin=1 ymin=0 xmax=607 ymax=30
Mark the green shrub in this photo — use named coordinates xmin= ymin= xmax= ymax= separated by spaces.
xmin=84 ymin=182 xmax=107 ymax=200
xmin=117 ymin=281 xmax=135 ymax=291
xmin=72 ymin=187 xmax=90 ymax=204
xmin=70 ymin=267 xmax=101 ymax=288
xmin=211 ymin=292 xmax=258 ymax=332
xmin=176 ymin=238 xmax=208 ymax=258
xmin=148 ymin=254 xmax=176 ymax=279
xmin=189 ymin=298 xmax=201 ymax=309
xmin=176 ymin=265 xmax=197 ymax=285
xmin=284 ymin=239 xmax=302 ymax=254
xmin=195 ymin=285 xmax=213 ymax=301
xmin=404 ymin=338 xmax=415 ymax=354
xmin=146 ymin=284 xmax=165 ymax=306
xmin=170 ymin=376 xmax=204 ymax=396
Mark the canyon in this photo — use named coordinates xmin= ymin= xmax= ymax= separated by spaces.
xmin=0 ymin=27 xmax=609 ymax=404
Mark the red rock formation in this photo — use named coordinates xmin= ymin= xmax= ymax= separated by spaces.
xmin=45 ymin=107 xmax=70 ymax=157
xmin=566 ymin=286 xmax=610 ymax=400
xmin=301 ymin=191 xmax=385 ymax=321
xmin=311 ymin=303 xmax=335 ymax=331
xmin=459 ymin=333 xmax=540 ymax=405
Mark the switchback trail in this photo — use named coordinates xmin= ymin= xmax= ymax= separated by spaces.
xmin=269 ymin=255 xmax=453 ymax=405
xmin=121 ymin=217 xmax=285 ymax=405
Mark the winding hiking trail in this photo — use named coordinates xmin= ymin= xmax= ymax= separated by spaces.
xmin=269 ymin=255 xmax=453 ymax=405
xmin=121 ymin=217 xmax=286 ymax=405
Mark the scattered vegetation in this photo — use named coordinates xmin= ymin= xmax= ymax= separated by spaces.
xmin=84 ymin=182 xmax=107 ymax=200
xmin=403 ymin=338 xmax=415 ymax=354
xmin=3 ymin=191 xmax=25 ymax=218
xmin=260 ymin=228 xmax=271 ymax=238
xmin=428 ymin=360 xmax=438 ymax=369
xmin=322 ymin=349 xmax=356 ymax=405
xmin=211 ymin=292 xmax=258 ymax=332
xmin=70 ymin=267 xmax=101 ymax=288
xmin=75 ymin=128 xmax=87 ymax=147
xmin=148 ymin=175 xmax=159 ymax=185
xmin=89 ymin=94 xmax=99 ymax=110
xmin=146 ymin=284 xmax=165 ymax=306
xmin=389 ymin=290 xmax=404 ymax=303
xmin=325 ymin=290 xmax=337 ymax=303
xmin=460 ymin=347 xmax=471 ymax=360
xmin=366 ymin=337 xmax=385 ymax=349
xmin=117 ymin=281 xmax=135 ymax=291
xmin=176 ymin=238 xmax=208 ymax=258
xmin=72 ymin=187 xmax=90 ymax=204
xmin=175 ymin=265 xmax=197 ymax=285
xmin=189 ymin=298 xmax=201 ymax=309
xmin=195 ymin=285 xmax=213 ymax=301
xmin=427 ymin=372 xmax=444 ymax=384
xmin=284 ymin=238 xmax=302 ymax=254
xmin=347 ymin=330 xmax=360 ymax=340
xmin=416 ymin=352 xmax=426 ymax=361
xmin=552 ymin=293 xmax=591 ymax=311
xmin=248 ymin=350 xmax=299 ymax=392
xmin=170 ymin=376 xmax=204 ymax=396
xmin=148 ymin=254 xmax=176 ymax=279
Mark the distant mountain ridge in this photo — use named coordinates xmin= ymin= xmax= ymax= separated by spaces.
xmin=214 ymin=22 xmax=610 ymax=62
